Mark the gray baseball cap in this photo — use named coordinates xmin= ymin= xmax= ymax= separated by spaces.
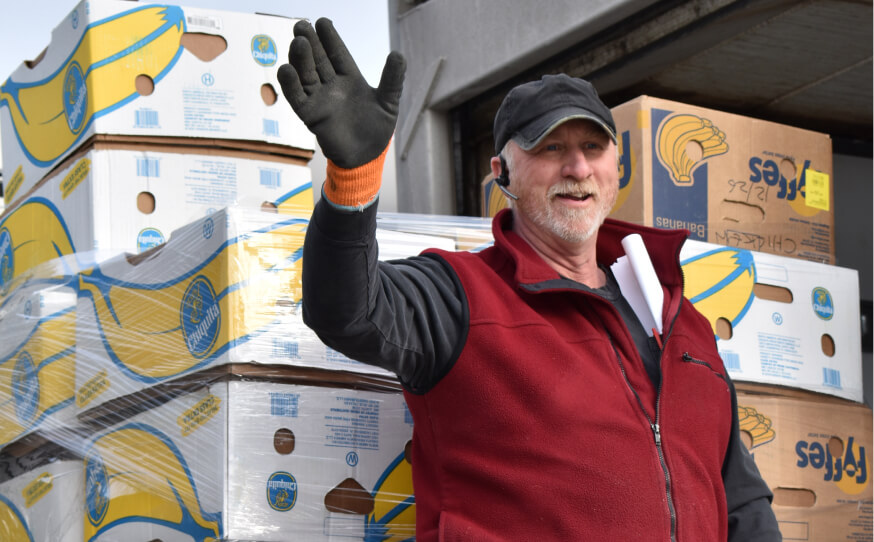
xmin=493 ymin=74 xmax=617 ymax=154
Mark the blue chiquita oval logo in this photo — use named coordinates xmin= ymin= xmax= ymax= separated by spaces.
xmin=251 ymin=35 xmax=278 ymax=66
xmin=812 ymin=287 xmax=835 ymax=321
xmin=266 ymin=471 xmax=297 ymax=511
xmin=181 ymin=276 xmax=221 ymax=358
xmin=63 ymin=61 xmax=88 ymax=134
xmin=0 ymin=228 xmax=13 ymax=291
xmin=137 ymin=228 xmax=165 ymax=253
xmin=12 ymin=352 xmax=39 ymax=424
xmin=85 ymin=449 xmax=110 ymax=526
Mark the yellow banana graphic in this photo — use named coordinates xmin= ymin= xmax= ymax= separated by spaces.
xmin=84 ymin=424 xmax=222 ymax=541
xmin=0 ymin=198 xmax=77 ymax=293
xmin=737 ymin=405 xmax=776 ymax=448
xmin=681 ymin=247 xmax=756 ymax=336
xmin=0 ymin=5 xmax=185 ymax=167
xmin=0 ymin=495 xmax=34 ymax=542
xmin=0 ymin=310 xmax=75 ymax=446
xmin=274 ymin=183 xmax=314 ymax=214
xmin=366 ymin=449 xmax=416 ymax=541
xmin=657 ymin=114 xmax=729 ymax=185
xmin=77 ymin=218 xmax=307 ymax=383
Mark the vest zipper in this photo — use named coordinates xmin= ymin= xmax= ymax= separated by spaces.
xmin=609 ymin=340 xmax=677 ymax=542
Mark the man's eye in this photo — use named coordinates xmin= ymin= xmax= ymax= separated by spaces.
xmin=544 ymin=144 xmax=560 ymax=151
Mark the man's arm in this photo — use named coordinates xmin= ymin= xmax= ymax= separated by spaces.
xmin=723 ymin=376 xmax=783 ymax=541
xmin=278 ymin=19 xmax=465 ymax=392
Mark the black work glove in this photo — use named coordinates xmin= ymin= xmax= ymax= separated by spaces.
xmin=277 ymin=18 xmax=406 ymax=169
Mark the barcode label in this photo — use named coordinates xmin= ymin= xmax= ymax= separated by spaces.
xmin=270 ymin=392 xmax=300 ymax=417
xmin=135 ymin=109 xmax=159 ymax=128
xmin=136 ymin=158 xmax=160 ymax=177
xmin=186 ymin=15 xmax=222 ymax=30
xmin=272 ymin=338 xmax=299 ymax=359
xmin=823 ymin=367 xmax=842 ymax=388
xmin=720 ymin=351 xmax=741 ymax=372
xmin=263 ymin=119 xmax=279 ymax=137
xmin=259 ymin=168 xmax=282 ymax=189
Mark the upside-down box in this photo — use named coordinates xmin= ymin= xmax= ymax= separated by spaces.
xmin=611 ymin=96 xmax=835 ymax=264
xmin=74 ymin=206 xmax=454 ymax=415
xmin=0 ymin=140 xmax=312 ymax=294
xmin=82 ymin=372 xmax=414 ymax=542
xmin=736 ymin=390 xmax=872 ymax=541
xmin=481 ymin=96 xmax=835 ymax=264
xmin=0 ymin=0 xmax=314 ymax=206
xmin=680 ymin=238 xmax=862 ymax=402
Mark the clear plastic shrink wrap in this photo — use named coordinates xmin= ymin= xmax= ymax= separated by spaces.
xmin=0 ymin=203 xmax=494 ymax=541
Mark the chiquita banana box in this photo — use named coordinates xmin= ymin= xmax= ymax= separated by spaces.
xmin=0 ymin=457 xmax=83 ymax=542
xmin=736 ymin=391 xmax=872 ymax=541
xmin=0 ymin=142 xmax=312 ymax=295
xmin=0 ymin=279 xmax=78 ymax=448
xmin=74 ymin=206 xmax=454 ymax=415
xmin=0 ymin=0 xmax=314 ymax=207
xmin=680 ymin=238 xmax=862 ymax=402
xmin=81 ymin=376 xmax=414 ymax=542
xmin=610 ymin=96 xmax=835 ymax=264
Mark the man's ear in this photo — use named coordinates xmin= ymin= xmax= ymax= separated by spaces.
xmin=490 ymin=156 xmax=503 ymax=180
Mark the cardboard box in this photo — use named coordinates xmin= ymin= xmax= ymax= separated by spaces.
xmin=681 ymin=238 xmax=862 ymax=402
xmin=75 ymin=206 xmax=455 ymax=415
xmin=736 ymin=390 xmax=872 ymax=541
xmin=0 ymin=456 xmax=83 ymax=542
xmin=81 ymin=373 xmax=414 ymax=541
xmin=0 ymin=280 xmax=78 ymax=448
xmin=0 ymin=0 xmax=314 ymax=206
xmin=610 ymin=96 xmax=834 ymax=264
xmin=0 ymin=140 xmax=312 ymax=293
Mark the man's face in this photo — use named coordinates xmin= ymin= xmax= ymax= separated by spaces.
xmin=507 ymin=119 xmax=619 ymax=245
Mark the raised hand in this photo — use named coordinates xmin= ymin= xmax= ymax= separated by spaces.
xmin=277 ymin=18 xmax=406 ymax=169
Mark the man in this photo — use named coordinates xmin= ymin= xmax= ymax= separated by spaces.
xmin=278 ymin=17 xmax=781 ymax=541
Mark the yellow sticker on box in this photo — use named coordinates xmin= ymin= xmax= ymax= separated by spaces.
xmin=805 ymin=169 xmax=830 ymax=211
xmin=22 ymin=472 xmax=53 ymax=508
xmin=178 ymin=394 xmax=221 ymax=436
xmin=61 ymin=158 xmax=90 ymax=199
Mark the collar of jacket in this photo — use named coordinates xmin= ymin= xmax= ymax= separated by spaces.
xmin=491 ymin=208 xmax=689 ymax=292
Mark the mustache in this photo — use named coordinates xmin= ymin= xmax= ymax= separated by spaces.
xmin=547 ymin=180 xmax=598 ymax=199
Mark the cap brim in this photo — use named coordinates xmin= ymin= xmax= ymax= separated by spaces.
xmin=514 ymin=107 xmax=617 ymax=150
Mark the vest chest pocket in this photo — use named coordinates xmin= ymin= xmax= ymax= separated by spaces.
xmin=678 ymin=351 xmax=730 ymax=392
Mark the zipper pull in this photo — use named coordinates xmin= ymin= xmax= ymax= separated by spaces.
xmin=652 ymin=423 xmax=662 ymax=445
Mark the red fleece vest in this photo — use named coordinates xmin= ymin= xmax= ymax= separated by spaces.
xmin=405 ymin=214 xmax=732 ymax=541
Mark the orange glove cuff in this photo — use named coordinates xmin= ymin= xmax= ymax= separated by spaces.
xmin=323 ymin=145 xmax=389 ymax=209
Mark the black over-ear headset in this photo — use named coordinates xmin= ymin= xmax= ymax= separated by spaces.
xmin=495 ymin=156 xmax=518 ymax=200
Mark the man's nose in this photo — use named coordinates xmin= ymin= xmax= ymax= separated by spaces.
xmin=561 ymin=148 xmax=593 ymax=179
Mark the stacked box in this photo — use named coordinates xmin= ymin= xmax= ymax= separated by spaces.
xmin=0 ymin=0 xmax=315 ymax=207
xmin=482 ymin=96 xmax=835 ymax=265
xmin=81 ymin=372 xmax=414 ymax=541
xmin=610 ymin=96 xmax=834 ymax=264
xmin=74 ymin=206 xmax=455 ymax=416
xmin=0 ymin=445 xmax=83 ymax=542
xmin=0 ymin=279 xmax=78 ymax=448
xmin=0 ymin=141 xmax=313 ymax=292
xmin=679 ymin=238 xmax=862 ymax=402
xmin=736 ymin=389 xmax=872 ymax=540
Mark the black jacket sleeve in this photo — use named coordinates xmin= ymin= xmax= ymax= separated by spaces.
xmin=301 ymin=198 xmax=466 ymax=393
xmin=723 ymin=375 xmax=783 ymax=541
